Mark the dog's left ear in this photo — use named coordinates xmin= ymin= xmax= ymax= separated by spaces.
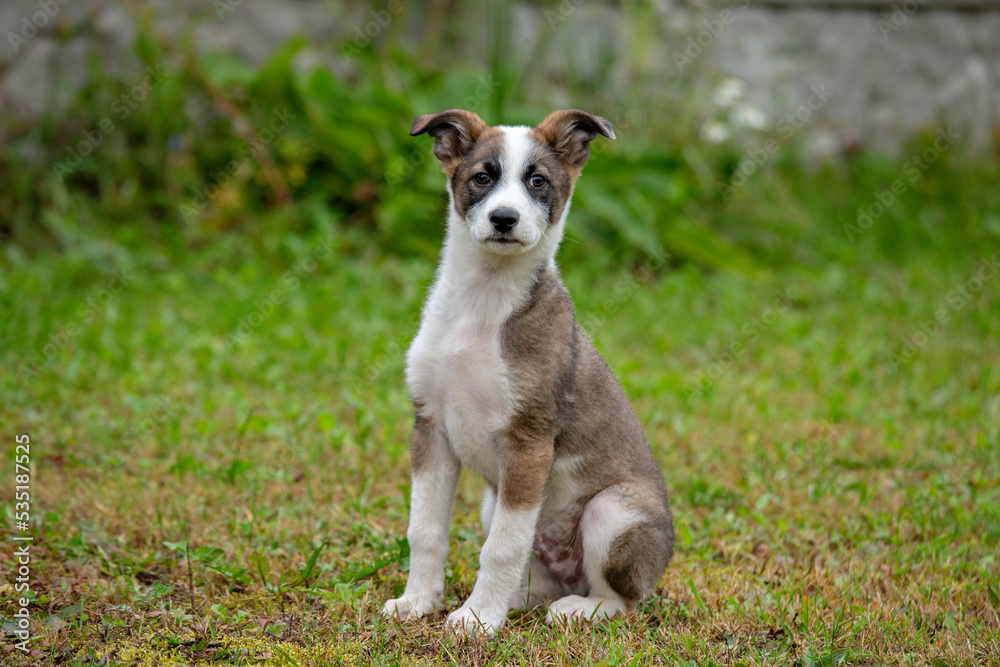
xmin=533 ymin=109 xmax=615 ymax=169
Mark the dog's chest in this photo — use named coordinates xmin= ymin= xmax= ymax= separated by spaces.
xmin=407 ymin=288 xmax=515 ymax=484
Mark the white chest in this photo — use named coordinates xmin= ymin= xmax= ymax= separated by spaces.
xmin=406 ymin=289 xmax=515 ymax=485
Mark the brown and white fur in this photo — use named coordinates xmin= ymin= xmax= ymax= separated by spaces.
xmin=382 ymin=109 xmax=673 ymax=635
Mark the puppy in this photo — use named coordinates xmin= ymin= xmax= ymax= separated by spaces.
xmin=382 ymin=109 xmax=673 ymax=635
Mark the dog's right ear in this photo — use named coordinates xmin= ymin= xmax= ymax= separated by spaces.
xmin=411 ymin=110 xmax=489 ymax=170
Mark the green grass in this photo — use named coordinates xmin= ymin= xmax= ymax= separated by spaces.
xmin=2 ymin=215 xmax=998 ymax=665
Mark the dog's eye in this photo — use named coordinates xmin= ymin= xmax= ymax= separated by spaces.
xmin=529 ymin=174 xmax=546 ymax=188
xmin=474 ymin=173 xmax=490 ymax=185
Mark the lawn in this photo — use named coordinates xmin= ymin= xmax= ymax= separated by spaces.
xmin=2 ymin=212 xmax=998 ymax=664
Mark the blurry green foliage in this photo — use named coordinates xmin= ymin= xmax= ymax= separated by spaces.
xmin=1 ymin=21 xmax=998 ymax=274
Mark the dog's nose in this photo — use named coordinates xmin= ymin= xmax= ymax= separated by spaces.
xmin=489 ymin=207 xmax=519 ymax=233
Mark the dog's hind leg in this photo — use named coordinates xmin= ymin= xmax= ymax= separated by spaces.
xmin=546 ymin=487 xmax=672 ymax=624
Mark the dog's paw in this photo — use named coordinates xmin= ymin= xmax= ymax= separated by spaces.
xmin=446 ymin=604 xmax=504 ymax=636
xmin=382 ymin=595 xmax=439 ymax=622
xmin=545 ymin=595 xmax=624 ymax=625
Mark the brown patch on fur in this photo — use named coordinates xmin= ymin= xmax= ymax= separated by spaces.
xmin=410 ymin=408 xmax=435 ymax=474
xmin=411 ymin=109 xmax=491 ymax=177
xmin=502 ymin=269 xmax=667 ymax=493
xmin=492 ymin=269 xmax=566 ymax=511
xmin=450 ymin=128 xmax=506 ymax=219
xmin=523 ymin=139 xmax=576 ymax=226
xmin=530 ymin=109 xmax=615 ymax=176
xmin=497 ymin=413 xmax=555 ymax=511
xmin=603 ymin=518 xmax=675 ymax=602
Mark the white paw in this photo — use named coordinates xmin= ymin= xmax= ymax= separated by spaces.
xmin=382 ymin=595 xmax=439 ymax=622
xmin=545 ymin=595 xmax=624 ymax=625
xmin=446 ymin=604 xmax=504 ymax=636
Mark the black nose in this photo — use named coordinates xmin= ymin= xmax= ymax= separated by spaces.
xmin=489 ymin=207 xmax=519 ymax=233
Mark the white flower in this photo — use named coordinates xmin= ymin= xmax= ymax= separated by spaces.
xmin=732 ymin=103 xmax=768 ymax=130
xmin=712 ymin=77 xmax=746 ymax=108
xmin=700 ymin=120 xmax=730 ymax=144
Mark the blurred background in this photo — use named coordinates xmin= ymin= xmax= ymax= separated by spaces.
xmin=2 ymin=0 xmax=999 ymax=270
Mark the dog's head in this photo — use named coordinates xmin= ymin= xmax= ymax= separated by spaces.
xmin=411 ymin=109 xmax=614 ymax=255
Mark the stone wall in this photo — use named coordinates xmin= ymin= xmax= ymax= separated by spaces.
xmin=2 ymin=0 xmax=998 ymax=154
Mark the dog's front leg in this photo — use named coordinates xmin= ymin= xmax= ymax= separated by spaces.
xmin=383 ymin=413 xmax=460 ymax=622
xmin=447 ymin=434 xmax=554 ymax=636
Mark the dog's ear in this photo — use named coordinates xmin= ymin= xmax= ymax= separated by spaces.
xmin=533 ymin=109 xmax=615 ymax=169
xmin=411 ymin=110 xmax=489 ymax=168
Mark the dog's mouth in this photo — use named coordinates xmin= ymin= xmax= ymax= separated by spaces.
xmin=486 ymin=235 xmax=521 ymax=245
xmin=476 ymin=229 xmax=535 ymax=254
